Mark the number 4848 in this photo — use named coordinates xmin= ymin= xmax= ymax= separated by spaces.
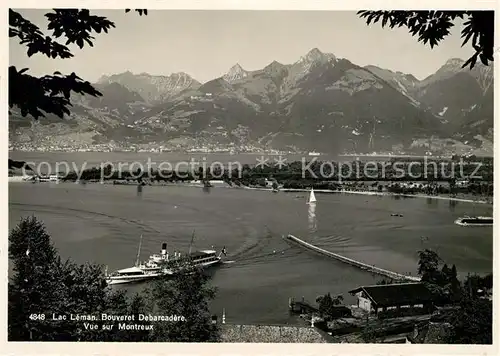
xmin=29 ymin=314 xmax=46 ymax=321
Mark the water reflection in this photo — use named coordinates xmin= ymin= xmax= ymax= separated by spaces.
xmin=203 ymin=186 xmax=211 ymax=194
xmin=136 ymin=184 xmax=143 ymax=197
xmin=449 ymin=199 xmax=458 ymax=212
xmin=308 ymin=202 xmax=317 ymax=233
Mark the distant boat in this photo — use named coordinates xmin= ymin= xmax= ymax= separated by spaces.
xmin=307 ymin=188 xmax=317 ymax=204
xmin=308 ymin=151 xmax=321 ymax=157
xmin=455 ymin=216 xmax=493 ymax=226
xmin=8 ymin=174 xmax=36 ymax=182
xmin=455 ymin=190 xmax=493 ymax=226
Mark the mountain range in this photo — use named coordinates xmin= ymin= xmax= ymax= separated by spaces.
xmin=9 ymin=48 xmax=494 ymax=155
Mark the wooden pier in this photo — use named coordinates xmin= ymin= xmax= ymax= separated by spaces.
xmin=285 ymin=234 xmax=421 ymax=282
xmin=289 ymin=297 xmax=319 ymax=314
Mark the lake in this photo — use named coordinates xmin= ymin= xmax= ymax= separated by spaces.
xmin=8 ymin=181 xmax=493 ymax=325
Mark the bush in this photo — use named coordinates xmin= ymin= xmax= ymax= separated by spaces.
xmin=8 ymin=216 xmax=220 ymax=342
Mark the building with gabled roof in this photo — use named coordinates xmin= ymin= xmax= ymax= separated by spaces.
xmin=348 ymin=282 xmax=435 ymax=315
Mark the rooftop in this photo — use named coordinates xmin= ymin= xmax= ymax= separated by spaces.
xmin=188 ymin=250 xmax=216 ymax=259
xmin=349 ymin=283 xmax=435 ymax=307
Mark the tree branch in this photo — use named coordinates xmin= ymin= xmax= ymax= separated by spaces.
xmin=9 ymin=9 xmax=73 ymax=59
xmin=357 ymin=10 xmax=494 ymax=69
xmin=9 ymin=8 xmax=147 ymax=120
xmin=44 ymin=9 xmax=116 ymax=49
xmin=9 ymin=66 xmax=102 ymax=119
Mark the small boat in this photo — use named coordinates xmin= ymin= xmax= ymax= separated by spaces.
xmin=105 ymin=235 xmax=225 ymax=285
xmin=308 ymin=151 xmax=321 ymax=157
xmin=454 ymin=194 xmax=493 ymax=226
xmin=454 ymin=216 xmax=493 ymax=226
xmin=8 ymin=174 xmax=37 ymax=182
xmin=307 ymin=188 xmax=317 ymax=204
xmin=391 ymin=213 xmax=404 ymax=217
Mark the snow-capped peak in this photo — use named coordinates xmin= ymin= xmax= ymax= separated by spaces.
xmin=441 ymin=58 xmax=466 ymax=73
xmin=94 ymin=71 xmax=200 ymax=103
xmin=223 ymin=63 xmax=248 ymax=82
xmin=445 ymin=58 xmax=465 ymax=66
xmin=298 ymin=48 xmax=336 ymax=65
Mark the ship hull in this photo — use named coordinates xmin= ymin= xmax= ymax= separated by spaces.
xmin=106 ymin=274 xmax=161 ymax=285
xmin=106 ymin=260 xmax=221 ymax=285
xmin=454 ymin=216 xmax=493 ymax=226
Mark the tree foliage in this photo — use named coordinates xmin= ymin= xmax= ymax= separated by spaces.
xmin=8 ymin=216 xmax=133 ymax=340
xmin=463 ymin=273 xmax=493 ymax=298
xmin=9 ymin=159 xmax=33 ymax=171
xmin=357 ymin=11 xmax=494 ymax=69
xmin=417 ymin=249 xmax=462 ymax=303
xmin=8 ymin=216 xmax=66 ymax=340
xmin=417 ymin=249 xmax=442 ymax=277
xmin=447 ymin=294 xmax=492 ymax=344
xmin=415 ymin=248 xmax=492 ymax=344
xmin=145 ymin=263 xmax=220 ymax=342
xmin=9 ymin=9 xmax=147 ymax=120
xmin=315 ymin=293 xmax=344 ymax=320
xmin=8 ymin=216 xmax=220 ymax=341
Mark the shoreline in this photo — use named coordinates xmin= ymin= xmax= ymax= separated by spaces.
xmin=10 ymin=178 xmax=491 ymax=205
xmin=236 ymin=186 xmax=491 ymax=204
xmin=7 ymin=150 xmax=494 ymax=158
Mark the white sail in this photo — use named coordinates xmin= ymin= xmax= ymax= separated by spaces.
xmin=308 ymin=201 xmax=317 ymax=232
xmin=308 ymin=188 xmax=317 ymax=204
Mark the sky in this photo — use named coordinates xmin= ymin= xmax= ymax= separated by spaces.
xmin=9 ymin=9 xmax=473 ymax=83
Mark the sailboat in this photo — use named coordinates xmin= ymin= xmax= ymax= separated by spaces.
xmin=307 ymin=188 xmax=317 ymax=204
xmin=308 ymin=197 xmax=317 ymax=232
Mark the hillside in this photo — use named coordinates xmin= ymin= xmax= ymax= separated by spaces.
xmin=9 ymin=49 xmax=494 ymax=155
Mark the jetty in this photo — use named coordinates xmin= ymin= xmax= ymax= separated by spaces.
xmin=288 ymin=297 xmax=319 ymax=314
xmin=285 ymin=234 xmax=420 ymax=282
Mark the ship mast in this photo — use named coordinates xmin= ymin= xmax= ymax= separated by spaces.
xmin=135 ymin=234 xmax=143 ymax=267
